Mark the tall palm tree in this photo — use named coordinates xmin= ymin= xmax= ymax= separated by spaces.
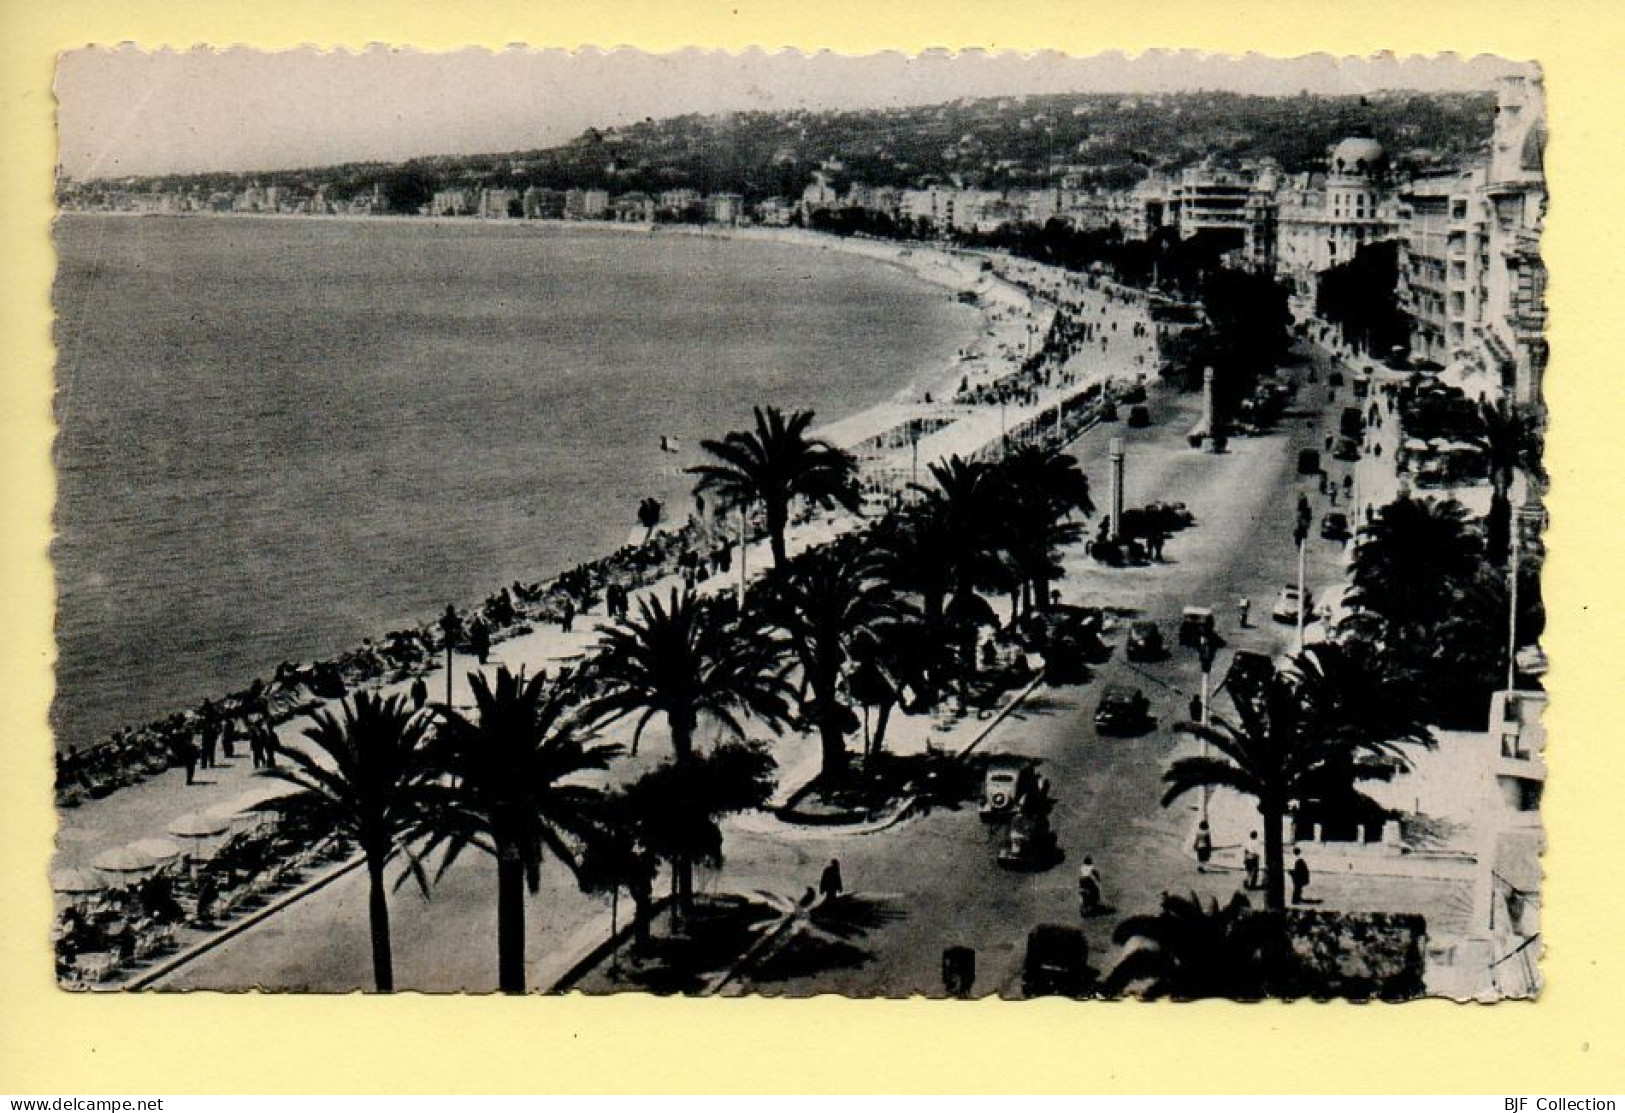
xmin=1163 ymin=656 xmax=1422 ymax=910
xmin=1349 ymin=495 xmax=1484 ymax=635
xmin=263 ymin=691 xmax=432 ymax=992
xmin=689 ymin=405 xmax=860 ymax=569
xmin=582 ymin=588 xmax=793 ymax=915
xmin=418 ymin=667 xmax=620 ymax=994
xmin=1102 ymin=891 xmax=1271 ymax=1000
xmin=995 ymin=448 xmax=1090 ymax=614
xmin=1477 ymin=397 xmax=1544 ymax=567
xmin=770 ymin=547 xmax=901 ymax=782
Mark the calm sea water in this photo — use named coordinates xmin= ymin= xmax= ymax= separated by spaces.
xmin=53 ymin=215 xmax=975 ymax=750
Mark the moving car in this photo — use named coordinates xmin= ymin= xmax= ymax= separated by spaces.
xmin=1271 ymin=584 xmax=1313 ymax=624
xmin=1127 ymin=404 xmax=1151 ymax=428
xmin=1332 ymin=436 xmax=1361 ymax=462
xmin=997 ymin=812 xmax=1061 ymax=871
xmin=1094 ymin=685 xmax=1152 ymax=736
xmin=1340 ymin=407 xmax=1365 ymax=439
xmin=1320 ymin=511 xmax=1351 ymax=542
xmin=1124 ymin=620 xmax=1165 ymax=662
xmin=980 ymin=758 xmax=1037 ymax=820
xmin=1022 ymin=924 xmax=1091 ymax=998
xmin=1178 ymin=606 xmax=1216 ymax=648
xmin=1118 ymin=382 xmax=1148 ymax=404
xmin=1296 ymin=449 xmax=1322 ymax=476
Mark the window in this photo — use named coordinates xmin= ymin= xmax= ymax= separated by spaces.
xmin=1452 ymin=200 xmax=1468 ymax=220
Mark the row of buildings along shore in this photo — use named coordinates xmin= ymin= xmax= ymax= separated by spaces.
xmin=67 ymin=77 xmax=1546 ymax=409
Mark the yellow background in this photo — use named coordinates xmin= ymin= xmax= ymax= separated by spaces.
xmin=2 ymin=0 xmax=1620 ymax=1094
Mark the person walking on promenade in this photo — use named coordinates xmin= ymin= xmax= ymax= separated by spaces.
xmin=819 ymin=859 xmax=844 ymax=904
xmin=562 ymin=598 xmax=576 ymax=633
xmin=199 ymin=719 xmax=217 ymax=771
xmin=1290 ymin=848 xmax=1312 ymax=904
xmin=410 ymin=676 xmax=428 ymax=712
xmin=261 ymin=724 xmax=279 ymax=769
xmin=1188 ymin=693 xmax=1203 ymax=723
xmin=469 ymin=618 xmax=491 ymax=665
xmin=173 ymin=737 xmax=199 ymax=786
xmin=1243 ymin=831 xmax=1262 ymax=891
xmin=1194 ymin=821 xmax=1213 ymax=873
xmin=1237 ymin=596 xmax=1251 ymax=628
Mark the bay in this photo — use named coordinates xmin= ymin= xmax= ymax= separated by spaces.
xmin=52 ymin=215 xmax=977 ymax=750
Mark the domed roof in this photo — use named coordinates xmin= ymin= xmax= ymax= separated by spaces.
xmin=1520 ymin=119 xmax=1546 ymax=173
xmin=1330 ymin=136 xmax=1387 ymax=176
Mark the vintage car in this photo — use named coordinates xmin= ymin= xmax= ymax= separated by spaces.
xmin=1296 ymin=449 xmax=1322 ymax=476
xmin=1320 ymin=511 xmax=1351 ymax=542
xmin=1094 ymin=685 xmax=1152 ymax=736
xmin=1178 ymin=606 xmax=1216 ymax=648
xmin=1022 ymin=924 xmax=1091 ymax=998
xmin=997 ymin=812 xmax=1061 ymax=871
xmin=1124 ymin=620 xmax=1165 ymax=662
xmin=1127 ymin=404 xmax=1152 ymax=428
xmin=980 ymin=758 xmax=1038 ymax=820
xmin=1271 ymin=584 xmax=1313 ymax=624
xmin=1333 ymin=436 xmax=1361 ymax=462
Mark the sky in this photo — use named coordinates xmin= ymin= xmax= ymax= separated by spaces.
xmin=55 ymin=47 xmax=1536 ymax=180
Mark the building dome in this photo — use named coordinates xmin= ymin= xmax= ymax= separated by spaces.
xmin=1330 ymin=136 xmax=1387 ymax=177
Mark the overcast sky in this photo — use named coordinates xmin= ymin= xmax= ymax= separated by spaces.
xmin=56 ymin=48 xmax=1536 ymax=179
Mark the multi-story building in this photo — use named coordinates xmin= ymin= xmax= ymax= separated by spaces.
xmin=431 ymin=188 xmax=473 ymax=216
xmin=610 ymin=192 xmax=656 ymax=223
xmin=1396 ymin=170 xmax=1488 ymax=372
xmin=1480 ymin=74 xmax=1548 ymax=408
xmin=707 ymin=193 xmax=744 ymax=226
xmin=478 ymin=187 xmax=519 ymax=219
xmin=563 ymin=188 xmax=610 ymax=220
xmin=1168 ymin=159 xmax=1279 ymax=271
xmin=521 ymin=186 xmax=566 ymax=219
xmin=1277 ymin=133 xmax=1401 ymax=308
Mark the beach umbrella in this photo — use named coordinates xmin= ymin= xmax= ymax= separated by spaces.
xmin=91 ymin=844 xmax=159 ymax=879
xmin=50 ymin=867 xmax=106 ymax=895
xmin=128 ymin=837 xmax=183 ymax=864
xmin=167 ymin=810 xmax=232 ymax=839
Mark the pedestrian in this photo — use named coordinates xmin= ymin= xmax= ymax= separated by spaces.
xmin=562 ymin=598 xmax=576 ymax=633
xmin=1078 ymin=856 xmax=1102 ymax=915
xmin=260 ymin=723 xmax=279 ymax=769
xmin=199 ymin=721 xmax=217 ymax=771
xmin=1188 ymin=693 xmax=1203 ymax=723
xmin=248 ymin=724 xmax=265 ymax=769
xmin=410 ymin=676 xmax=428 ymax=712
xmin=1237 ymin=596 xmax=1251 ymax=628
xmin=469 ymin=618 xmax=491 ymax=665
xmin=819 ymin=858 xmax=844 ymax=903
xmin=1290 ymin=848 xmax=1311 ymax=904
xmin=1342 ymin=474 xmax=1354 ymax=495
xmin=1324 ymin=433 xmax=1334 ymax=452
xmin=174 ymin=738 xmax=198 ymax=786
xmin=1243 ymin=831 xmax=1262 ymax=891
xmin=1194 ymin=820 xmax=1213 ymax=873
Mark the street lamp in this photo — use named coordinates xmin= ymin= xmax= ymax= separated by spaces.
xmin=1196 ymin=628 xmax=1221 ymax=823
xmin=438 ymin=604 xmax=463 ymax=709
xmin=1293 ymin=494 xmax=1312 ymax=653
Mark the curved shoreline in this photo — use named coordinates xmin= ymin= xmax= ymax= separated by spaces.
xmin=53 ymin=217 xmax=1049 ymax=761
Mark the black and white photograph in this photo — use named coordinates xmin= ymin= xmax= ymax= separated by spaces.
xmin=49 ymin=47 xmax=1548 ymax=1000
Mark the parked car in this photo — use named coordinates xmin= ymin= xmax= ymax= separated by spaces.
xmin=1178 ymin=606 xmax=1216 ymax=648
xmin=1094 ymin=685 xmax=1152 ymax=736
xmin=1321 ymin=511 xmax=1350 ymax=541
xmin=1296 ymin=449 xmax=1322 ymax=476
xmin=997 ymin=812 xmax=1061 ymax=871
xmin=1127 ymin=404 xmax=1151 ymax=428
xmin=1125 ymin=620 xmax=1165 ymax=662
xmin=1144 ymin=501 xmax=1195 ymax=529
xmin=980 ymin=758 xmax=1038 ymax=820
xmin=1022 ymin=924 xmax=1091 ymax=998
xmin=1271 ymin=584 xmax=1313 ymax=624
xmin=1118 ymin=382 xmax=1148 ymax=404
xmin=1332 ymin=437 xmax=1361 ymax=462
xmin=1099 ymin=403 xmax=1120 ymax=422
xmin=1340 ymin=406 xmax=1365 ymax=439
xmin=1223 ymin=650 xmax=1277 ymax=703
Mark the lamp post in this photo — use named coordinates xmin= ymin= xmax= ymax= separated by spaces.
xmin=1196 ymin=628 xmax=1219 ymax=823
xmin=1294 ymin=494 xmax=1312 ymax=653
xmin=438 ymin=605 xmax=463 ymax=709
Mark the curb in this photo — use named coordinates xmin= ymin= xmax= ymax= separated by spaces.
xmin=122 ymin=849 xmax=365 ymax=991
xmin=546 ymin=896 xmax=673 ymax=994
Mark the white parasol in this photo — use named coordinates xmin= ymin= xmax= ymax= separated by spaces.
xmin=128 ymin=837 xmax=183 ymax=864
xmin=51 ymin=866 xmax=107 ymax=895
xmin=167 ymin=810 xmax=232 ymax=839
xmin=90 ymin=844 xmax=159 ymax=879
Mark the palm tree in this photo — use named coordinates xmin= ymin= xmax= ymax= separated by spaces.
xmin=770 ymin=547 xmax=900 ymax=782
xmin=418 ymin=667 xmax=620 ymax=994
xmin=1349 ymin=495 xmax=1484 ymax=634
xmin=689 ymin=405 xmax=860 ymax=569
xmin=263 ymin=691 xmax=432 ymax=992
xmin=1103 ymin=891 xmax=1271 ymax=1000
xmin=1163 ymin=654 xmax=1424 ymax=910
xmin=1476 ymin=397 xmax=1544 ymax=567
xmin=582 ymin=588 xmax=793 ymax=915
xmin=995 ymin=446 xmax=1093 ymax=615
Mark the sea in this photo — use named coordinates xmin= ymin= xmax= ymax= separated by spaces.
xmin=52 ymin=214 xmax=978 ymax=751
